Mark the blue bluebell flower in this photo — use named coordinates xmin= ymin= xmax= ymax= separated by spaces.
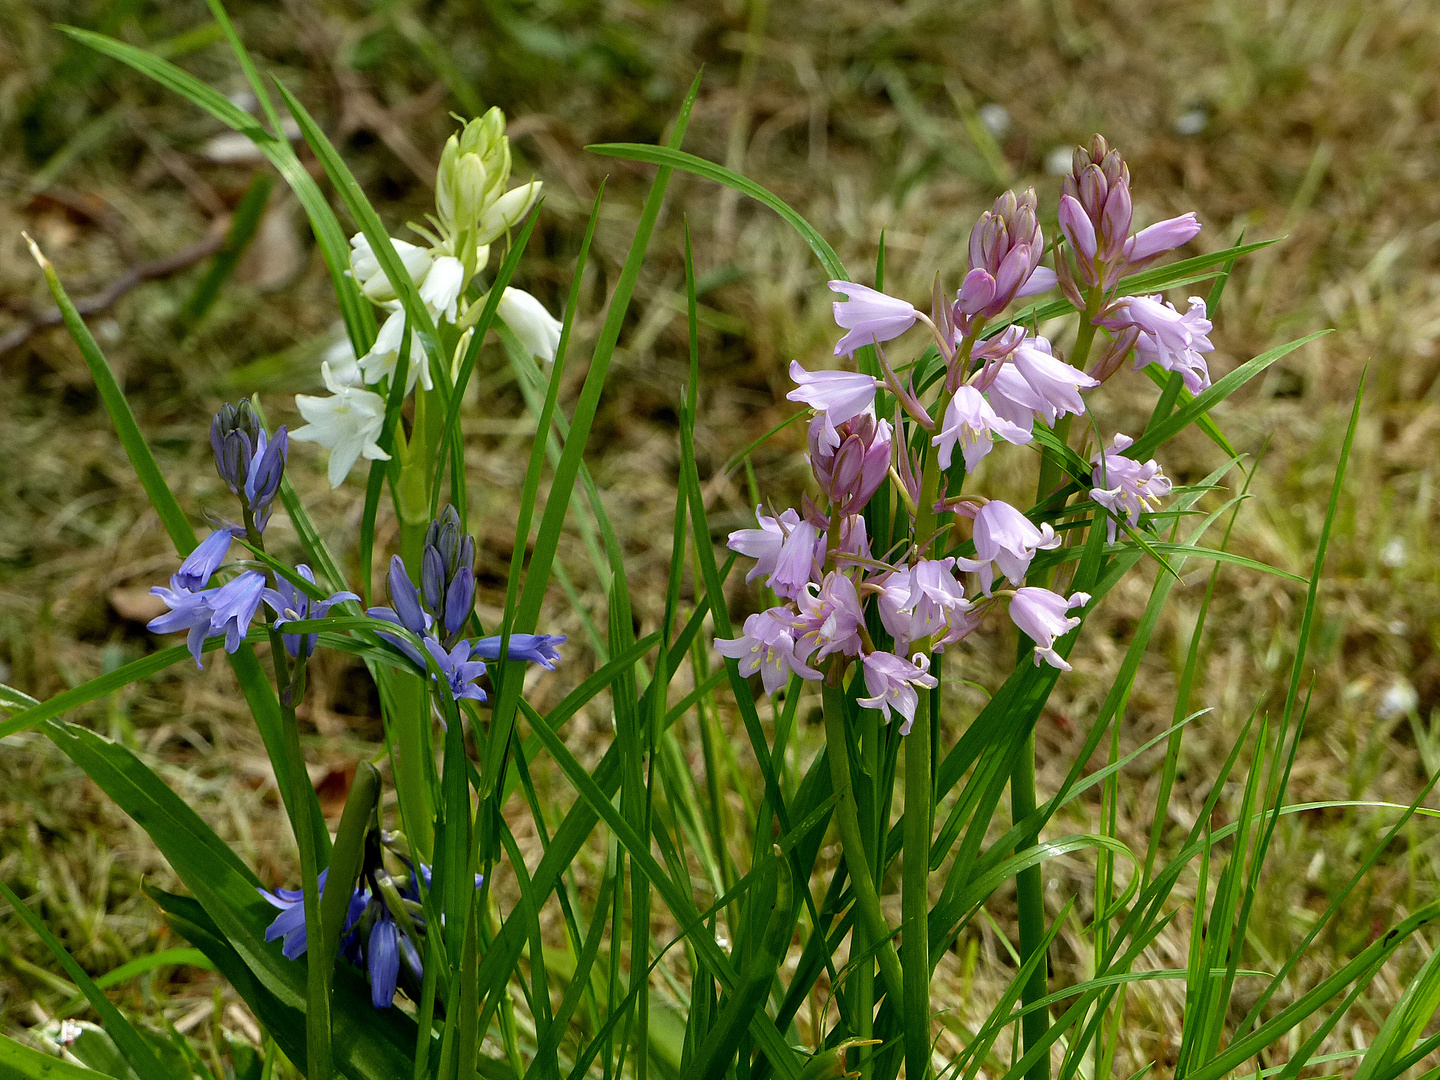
xmin=367 ymin=555 xmax=434 ymax=668
xmin=210 ymin=400 xmax=287 ymax=528
xmin=472 ymin=633 xmax=566 ymax=670
xmin=262 ymin=564 xmax=359 ymax=659
xmin=261 ymin=858 xmax=474 ymax=1009
xmin=423 ymin=636 xmax=488 ymax=702
xmin=148 ymin=531 xmax=266 ymax=667
xmin=173 ymin=529 xmax=235 ymax=591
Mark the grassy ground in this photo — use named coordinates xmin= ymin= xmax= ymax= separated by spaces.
xmin=3 ymin=0 xmax=1440 ymax=1071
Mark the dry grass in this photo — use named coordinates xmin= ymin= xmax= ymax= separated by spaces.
xmin=3 ymin=0 xmax=1440 ymax=1070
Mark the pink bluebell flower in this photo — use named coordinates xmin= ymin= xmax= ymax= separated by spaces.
xmin=857 ymin=651 xmax=938 ymax=733
xmin=715 ymin=608 xmax=821 ymax=694
xmin=876 ymin=559 xmax=977 ymax=652
xmin=1008 ymin=587 xmax=1090 ymax=670
xmin=727 ymin=507 xmax=823 ymax=601
xmin=828 ymin=281 xmax=918 ymax=357
xmin=970 ymin=500 xmax=1061 ymax=594
xmin=787 ymin=362 xmax=882 ymax=448
xmin=1128 ymin=296 xmax=1214 ymax=393
xmin=932 ymin=385 xmax=1032 ymax=472
xmin=795 ymin=571 xmax=866 ymax=662
xmin=1008 ymin=337 xmax=1098 ymax=425
xmin=963 ymin=189 xmax=1057 ymax=320
xmin=1090 ymin=434 xmax=1172 ymax=541
xmin=1122 ymin=213 xmax=1202 ymax=272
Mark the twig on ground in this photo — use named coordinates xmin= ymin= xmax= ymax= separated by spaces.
xmin=0 ymin=218 xmax=230 ymax=355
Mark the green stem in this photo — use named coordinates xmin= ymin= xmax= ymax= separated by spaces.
xmin=246 ymin=515 xmax=330 ymax=1080
xmin=902 ymin=687 xmax=933 ymax=1080
xmin=1013 ymin=288 xmax=1102 ymax=1080
xmin=821 ymin=681 xmax=904 ymax=1010
xmin=393 ymin=467 xmax=436 ymax=860
xmin=1011 ymin=729 xmax=1047 ymax=1080
xmin=855 ymin=711 xmax=879 ymax=1080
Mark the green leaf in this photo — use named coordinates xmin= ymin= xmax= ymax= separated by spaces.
xmin=0 ymin=1032 xmax=113 ymax=1080
xmin=0 ymin=880 xmax=179 ymax=1080
xmin=1124 ymin=330 xmax=1331 ymax=461
xmin=586 ymin=143 xmax=849 ymax=281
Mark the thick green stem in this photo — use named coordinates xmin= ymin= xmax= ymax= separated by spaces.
xmin=902 ymin=688 xmax=933 ymax=1080
xmin=855 ymin=712 xmax=879 ymax=1080
xmin=1011 ymin=729 xmax=1047 ymax=1080
xmin=821 ymin=682 xmax=904 ymax=1010
xmin=246 ymin=515 xmax=330 ymax=1080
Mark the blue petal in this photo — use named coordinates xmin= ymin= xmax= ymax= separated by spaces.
xmin=367 ymin=917 xmax=400 ymax=1008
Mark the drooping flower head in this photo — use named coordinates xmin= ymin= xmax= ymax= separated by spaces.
xmin=932 ymin=385 xmax=1033 ymax=472
xmin=262 ymin=564 xmax=359 ymax=660
xmin=794 ymin=571 xmax=867 ymax=662
xmin=291 ymin=362 xmax=392 ymax=488
xmin=828 ymin=281 xmax=919 ymax=357
xmin=715 ymin=607 xmax=821 ymax=695
xmin=857 ymin=651 xmax=938 ymax=733
xmin=787 ymin=361 xmax=882 ymax=449
xmin=969 ymin=500 xmax=1062 ymax=594
xmin=1125 ymin=296 xmax=1214 ymax=393
xmin=1090 ymin=434 xmax=1173 ymax=541
xmin=726 ymin=507 xmax=824 ymax=602
xmin=147 ymin=531 xmax=265 ymax=668
xmin=1009 ymin=587 xmax=1090 ymax=670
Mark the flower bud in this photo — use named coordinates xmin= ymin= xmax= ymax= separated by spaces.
xmin=965 ymin=188 xmax=1049 ymax=316
xmin=476 ymin=180 xmax=543 ymax=245
xmin=808 ymin=412 xmax=891 ymax=515
xmin=497 ymin=287 xmax=563 ymax=362
xmin=211 ymin=400 xmax=260 ymax=495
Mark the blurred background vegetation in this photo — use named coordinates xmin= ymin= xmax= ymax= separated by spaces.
xmin=2 ymin=0 xmax=1440 ymax=1067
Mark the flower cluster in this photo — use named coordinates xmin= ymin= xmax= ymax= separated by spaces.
xmin=148 ymin=403 xmax=354 ymax=667
xmin=259 ymin=835 xmax=480 ymax=1009
xmin=717 ymin=139 xmax=1195 ymax=719
xmin=368 ymin=505 xmax=565 ymax=701
xmin=291 ymin=109 xmax=564 ymax=487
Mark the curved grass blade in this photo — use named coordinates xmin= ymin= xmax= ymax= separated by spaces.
xmin=0 ymin=1032 xmax=113 ymax=1080
xmin=586 ymin=143 xmax=849 ymax=281
xmin=0 ymin=880 xmax=178 ymax=1080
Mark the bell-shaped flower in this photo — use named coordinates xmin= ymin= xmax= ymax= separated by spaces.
xmin=932 ymin=385 xmax=1032 ymax=472
xmin=977 ymin=363 xmax=1044 ymax=433
xmin=147 ymin=582 xmax=219 ymax=668
xmin=497 ymin=287 xmax=563 ymax=362
xmin=1009 ymin=587 xmax=1090 ymax=670
xmin=971 ymin=500 xmax=1061 ymax=593
xmin=349 ymin=233 xmax=434 ymax=305
xmin=358 ymin=311 xmax=432 ymax=394
xmin=857 ymin=651 xmax=938 ymax=733
xmin=828 ymin=281 xmax=918 ymax=357
xmin=208 ymin=571 xmax=267 ymax=655
xmin=1121 ymin=213 xmax=1202 ymax=272
xmin=1129 ymin=296 xmax=1213 ymax=393
xmin=1090 ymin=433 xmax=1172 ymax=541
xmin=210 ymin=401 xmax=288 ymax=525
xmin=173 ymin=529 xmax=234 ymax=592
xmin=715 ymin=607 xmax=821 ymax=695
xmin=477 ymin=180 xmax=543 ymax=245
xmin=367 ymin=556 xmax=435 ymax=669
xmin=876 ymin=559 xmax=976 ymax=652
xmin=787 ymin=362 xmax=882 ymax=448
xmin=1009 ymin=336 xmax=1098 ymax=426
xmin=727 ymin=507 xmax=823 ymax=601
xmin=262 ymin=564 xmax=358 ymax=659
xmin=292 ymin=362 xmax=393 ymax=488
xmin=423 ymin=637 xmax=488 ymax=702
xmin=809 ymin=411 xmax=891 ymax=514
xmin=419 ymin=255 xmax=466 ymax=323
xmin=471 ymin=633 xmax=566 ymax=669
xmin=794 ymin=571 xmax=866 ymax=662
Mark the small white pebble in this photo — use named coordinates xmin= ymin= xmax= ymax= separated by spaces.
xmin=97 ymin=318 xmax=122 ymax=342
xmin=977 ymin=103 xmax=1011 ymax=137
xmin=1378 ymin=679 xmax=1418 ymax=720
xmin=1389 ymin=620 xmax=1409 ymax=637
xmin=1044 ymin=146 xmax=1075 ymax=176
xmin=1174 ymin=109 xmax=1208 ymax=136
xmin=1380 ymin=536 xmax=1406 ymax=568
